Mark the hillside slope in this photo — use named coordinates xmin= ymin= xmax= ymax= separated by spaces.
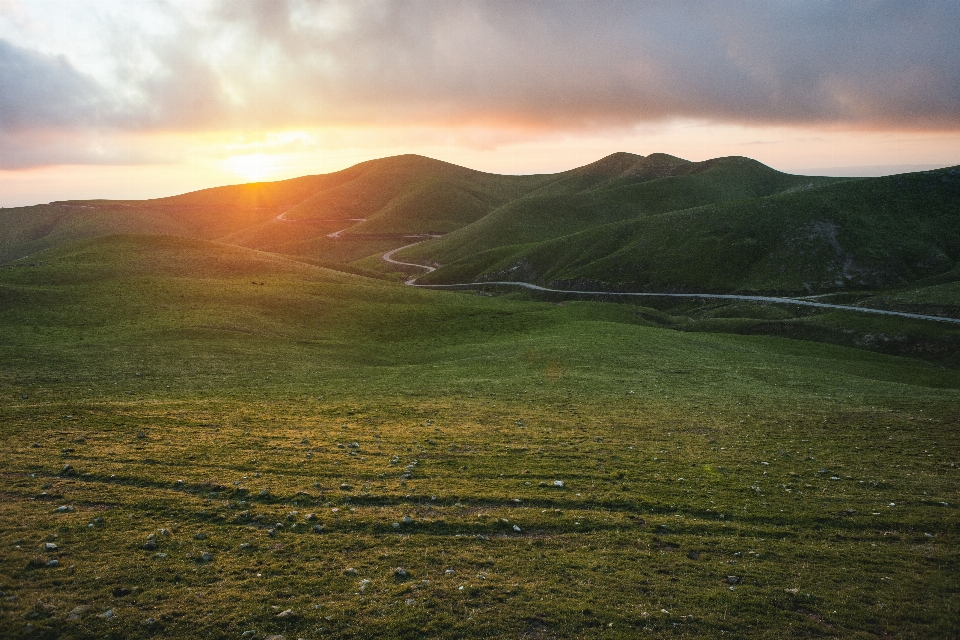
xmin=415 ymin=166 xmax=960 ymax=295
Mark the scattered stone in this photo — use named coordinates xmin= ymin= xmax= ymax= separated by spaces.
xmin=402 ymin=516 xmax=414 ymax=524
xmin=276 ymin=609 xmax=295 ymax=619
xmin=241 ymin=631 xmax=256 ymax=638
xmin=155 ymin=553 xmax=167 ymax=559
xmin=445 ymin=569 xmax=455 ymax=575
xmin=66 ymin=605 xmax=90 ymax=621
xmin=553 ymin=480 xmax=565 ymax=488
xmin=240 ymin=543 xmax=253 ymax=550
xmin=159 ymin=528 xmax=170 ymax=536
xmin=394 ymin=567 xmax=409 ymax=578
xmin=142 ymin=618 xmax=156 ymax=627
xmin=259 ymin=489 xmax=270 ymax=497
xmin=59 ymin=465 xmax=76 ymax=477
xmin=264 ymin=635 xmax=286 ymax=640
xmin=344 ymin=567 xmax=358 ymax=576
xmin=513 ymin=525 xmax=521 ymax=532
xmin=312 ymin=525 xmax=324 ymax=533
xmin=405 ymin=598 xmax=415 ymax=605
xmin=392 ymin=522 xmax=400 ymax=529
xmin=476 ymin=534 xmax=488 ymax=541
xmin=359 ymin=579 xmax=371 ymax=590
xmin=725 ymin=575 xmax=741 ymax=584
xmin=44 ymin=542 xmax=58 ymax=552
xmin=784 ymin=588 xmax=800 ymax=594
xmin=287 ymin=511 xmax=298 ymax=520
xmin=193 ymin=532 xmax=207 ymax=540
xmin=268 ymin=529 xmax=277 ymax=537
xmin=45 ymin=559 xmax=59 ymax=567
xmin=174 ymin=480 xmax=184 ymax=487
xmin=99 ymin=609 xmax=114 ymax=619
xmin=201 ymin=552 xmax=213 ymax=562
xmin=55 ymin=505 xmax=75 ymax=513
xmin=142 ymin=541 xmax=158 ymax=551
xmin=305 ymin=513 xmax=317 ymax=521
xmin=340 ymin=484 xmax=353 ymax=491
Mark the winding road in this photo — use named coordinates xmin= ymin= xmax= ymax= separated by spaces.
xmin=380 ymin=239 xmax=960 ymax=326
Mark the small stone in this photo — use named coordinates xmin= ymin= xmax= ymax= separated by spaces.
xmin=240 ymin=542 xmax=253 ymax=550
xmin=687 ymin=550 xmax=700 ymax=560
xmin=45 ymin=559 xmax=59 ymax=567
xmin=513 ymin=525 xmax=521 ymax=532
xmin=392 ymin=522 xmax=400 ymax=529
xmin=142 ymin=541 xmax=158 ymax=551
xmin=553 ymin=480 xmax=565 ymax=488
xmin=305 ymin=513 xmax=317 ymax=521
xmin=340 ymin=484 xmax=353 ymax=491
xmin=264 ymin=635 xmax=286 ymax=640
xmin=784 ymin=588 xmax=800 ymax=594
xmin=59 ymin=465 xmax=76 ymax=477
xmin=241 ymin=631 xmax=256 ymax=638
xmin=44 ymin=542 xmax=58 ymax=551
xmin=275 ymin=609 xmax=295 ymax=619
xmin=159 ymin=528 xmax=170 ymax=536
xmin=55 ymin=505 xmax=74 ymax=513
xmin=193 ymin=532 xmax=207 ymax=540
xmin=726 ymin=575 xmax=741 ymax=584
xmin=445 ymin=569 xmax=455 ymax=575
xmin=402 ymin=516 xmax=414 ymax=524
xmin=142 ymin=618 xmax=156 ymax=627
xmin=174 ymin=479 xmax=184 ymax=487
xmin=359 ymin=579 xmax=371 ymax=590
xmin=99 ymin=608 xmax=114 ymax=619
xmin=201 ymin=552 xmax=213 ymax=562
xmin=287 ymin=511 xmax=298 ymax=520
xmin=267 ymin=529 xmax=277 ymax=537
xmin=394 ymin=567 xmax=409 ymax=578
xmin=344 ymin=567 xmax=358 ymax=576
xmin=312 ymin=524 xmax=324 ymax=533
xmin=155 ymin=553 xmax=167 ymax=558
xmin=112 ymin=587 xmax=132 ymax=597
xmin=405 ymin=598 xmax=415 ymax=605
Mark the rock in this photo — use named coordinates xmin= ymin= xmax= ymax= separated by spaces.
xmin=402 ymin=516 xmax=413 ymax=524
xmin=159 ymin=528 xmax=170 ymax=536
xmin=240 ymin=631 xmax=256 ymax=638
xmin=201 ymin=552 xmax=213 ymax=562
xmin=312 ymin=525 xmax=324 ymax=533
xmin=344 ymin=567 xmax=358 ymax=576
xmin=445 ymin=569 xmax=455 ymax=575
xmin=99 ymin=609 xmax=114 ymax=619
xmin=340 ymin=484 xmax=353 ymax=491
xmin=287 ymin=511 xmax=298 ymax=520
xmin=174 ymin=479 xmax=184 ymax=487
xmin=59 ymin=465 xmax=76 ymax=477
xmin=725 ymin=575 xmax=741 ymax=584
xmin=264 ymin=636 xmax=286 ymax=640
xmin=359 ymin=578 xmax=371 ymax=590
xmin=142 ymin=618 xmax=156 ymax=627
xmin=55 ymin=505 xmax=74 ymax=513
xmin=193 ymin=532 xmax=207 ymax=540
xmin=45 ymin=559 xmax=59 ymax=567
xmin=394 ymin=567 xmax=409 ymax=578
xmin=553 ymin=480 xmax=565 ymax=488
xmin=44 ymin=542 xmax=58 ymax=552
xmin=66 ymin=605 xmax=90 ymax=621
xmin=276 ymin=609 xmax=295 ymax=619
xmin=142 ymin=541 xmax=158 ymax=551
xmin=405 ymin=598 xmax=416 ymax=605
xmin=513 ymin=525 xmax=521 ymax=532
xmin=392 ymin=522 xmax=400 ymax=529
xmin=305 ymin=513 xmax=317 ymax=521
xmin=112 ymin=587 xmax=132 ymax=597
xmin=267 ymin=529 xmax=277 ymax=537
xmin=155 ymin=553 xmax=167 ymax=559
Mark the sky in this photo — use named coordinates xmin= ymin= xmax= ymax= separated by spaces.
xmin=1 ymin=0 xmax=959 ymax=206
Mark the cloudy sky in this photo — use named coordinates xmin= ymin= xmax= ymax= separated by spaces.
xmin=1 ymin=0 xmax=959 ymax=205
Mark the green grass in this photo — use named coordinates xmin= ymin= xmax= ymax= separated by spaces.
xmin=1 ymin=235 xmax=958 ymax=638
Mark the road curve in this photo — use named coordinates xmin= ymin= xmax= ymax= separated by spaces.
xmin=382 ymin=242 xmax=438 ymax=285
xmin=412 ymin=281 xmax=960 ymax=325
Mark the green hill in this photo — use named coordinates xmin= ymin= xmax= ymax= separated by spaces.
xmin=413 ymin=166 xmax=960 ymax=296
xmin=407 ymin=155 xmax=840 ymax=267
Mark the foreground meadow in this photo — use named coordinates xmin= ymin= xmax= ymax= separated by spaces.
xmin=1 ymin=236 xmax=957 ymax=638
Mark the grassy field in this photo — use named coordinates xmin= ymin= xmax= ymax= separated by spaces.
xmin=1 ymin=235 xmax=958 ymax=638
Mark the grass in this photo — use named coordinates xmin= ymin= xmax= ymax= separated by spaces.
xmin=1 ymin=235 xmax=958 ymax=638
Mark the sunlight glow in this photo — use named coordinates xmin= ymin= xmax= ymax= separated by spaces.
xmin=223 ymin=153 xmax=279 ymax=181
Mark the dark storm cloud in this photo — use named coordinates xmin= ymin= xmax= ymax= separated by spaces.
xmin=2 ymin=0 xmax=959 ymax=168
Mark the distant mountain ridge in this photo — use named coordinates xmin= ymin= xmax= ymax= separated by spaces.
xmin=2 ymin=153 xmax=958 ymax=298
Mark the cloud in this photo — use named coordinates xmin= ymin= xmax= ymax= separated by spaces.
xmin=2 ymin=0 xmax=959 ymax=167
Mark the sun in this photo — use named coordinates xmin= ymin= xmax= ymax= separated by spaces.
xmin=224 ymin=153 xmax=279 ymax=181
